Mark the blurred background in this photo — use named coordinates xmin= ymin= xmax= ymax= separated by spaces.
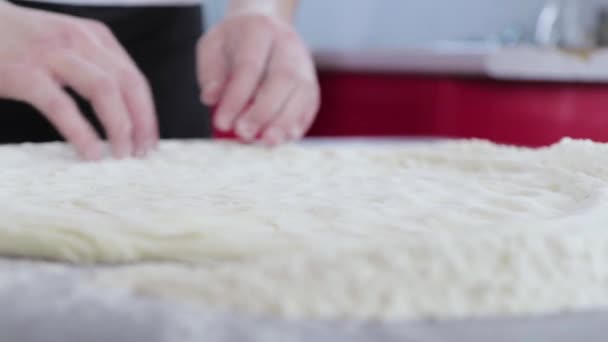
xmin=209 ymin=0 xmax=608 ymax=147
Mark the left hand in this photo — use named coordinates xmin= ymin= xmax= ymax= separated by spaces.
xmin=196 ymin=9 xmax=320 ymax=146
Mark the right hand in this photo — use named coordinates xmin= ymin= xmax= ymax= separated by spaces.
xmin=0 ymin=2 xmax=158 ymax=160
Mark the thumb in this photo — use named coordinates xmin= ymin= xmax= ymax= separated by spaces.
xmin=196 ymin=30 xmax=229 ymax=106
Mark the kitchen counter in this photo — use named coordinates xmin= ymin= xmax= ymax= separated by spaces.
xmin=313 ymin=43 xmax=492 ymax=76
xmin=314 ymin=44 xmax=608 ymax=82
xmin=2 ymin=259 xmax=608 ymax=342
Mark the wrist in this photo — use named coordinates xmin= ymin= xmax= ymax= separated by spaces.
xmin=227 ymin=0 xmax=297 ymax=23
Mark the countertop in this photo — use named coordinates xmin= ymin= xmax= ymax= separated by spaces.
xmin=2 ymin=260 xmax=608 ymax=342
xmin=314 ymin=44 xmax=608 ymax=83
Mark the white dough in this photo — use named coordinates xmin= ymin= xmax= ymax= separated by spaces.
xmin=2 ymin=138 xmax=608 ymax=320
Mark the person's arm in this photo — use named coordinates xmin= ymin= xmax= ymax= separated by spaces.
xmin=227 ymin=0 xmax=298 ymax=22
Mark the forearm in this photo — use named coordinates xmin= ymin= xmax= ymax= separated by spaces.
xmin=227 ymin=0 xmax=299 ymax=22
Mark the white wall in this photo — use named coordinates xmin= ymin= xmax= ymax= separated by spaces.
xmin=204 ymin=0 xmax=608 ymax=50
xmin=294 ymin=0 xmax=547 ymax=49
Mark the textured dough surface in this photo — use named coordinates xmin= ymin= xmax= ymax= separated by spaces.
xmin=3 ymin=138 xmax=608 ymax=320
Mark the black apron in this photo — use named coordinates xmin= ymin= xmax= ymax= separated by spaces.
xmin=0 ymin=1 xmax=212 ymax=143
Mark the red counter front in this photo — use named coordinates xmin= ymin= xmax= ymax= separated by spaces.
xmin=215 ymin=69 xmax=608 ymax=147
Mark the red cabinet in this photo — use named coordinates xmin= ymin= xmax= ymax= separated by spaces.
xmin=308 ymin=70 xmax=608 ymax=147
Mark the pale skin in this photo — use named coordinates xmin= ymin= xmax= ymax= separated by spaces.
xmin=0 ymin=0 xmax=320 ymax=160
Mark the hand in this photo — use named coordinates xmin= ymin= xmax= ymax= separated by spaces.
xmin=197 ymin=5 xmax=320 ymax=146
xmin=0 ymin=2 xmax=158 ymax=160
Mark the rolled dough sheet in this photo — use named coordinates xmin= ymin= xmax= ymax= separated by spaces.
xmin=1 ymin=138 xmax=608 ymax=320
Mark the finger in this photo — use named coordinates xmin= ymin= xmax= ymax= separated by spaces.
xmin=196 ymin=30 xmax=229 ymax=106
xmin=299 ymin=85 xmax=321 ymax=138
xmin=81 ymin=22 xmax=158 ymax=155
xmin=47 ymin=53 xmax=133 ymax=159
xmin=298 ymin=103 xmax=320 ymax=139
xmin=234 ymin=72 xmax=296 ymax=141
xmin=261 ymin=83 xmax=320 ymax=145
xmin=0 ymin=65 xmax=102 ymax=160
xmin=121 ymin=69 xmax=158 ymax=156
xmin=213 ymin=29 xmax=273 ymax=132
xmin=252 ymin=34 xmax=318 ymax=145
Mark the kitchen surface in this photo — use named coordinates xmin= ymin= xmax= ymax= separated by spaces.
xmin=2 ymin=260 xmax=608 ymax=342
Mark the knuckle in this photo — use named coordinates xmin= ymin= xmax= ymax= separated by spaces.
xmin=120 ymin=69 xmax=146 ymax=89
xmin=87 ymin=20 xmax=112 ymax=37
xmin=252 ymin=97 xmax=277 ymax=117
xmin=306 ymin=83 xmax=321 ymax=104
xmin=196 ymin=34 xmax=210 ymax=51
xmin=35 ymin=31 xmax=70 ymax=51
xmin=277 ymin=69 xmax=300 ymax=82
xmin=57 ymin=23 xmax=87 ymax=46
xmin=0 ymin=64 xmax=23 ymax=86
xmin=198 ymin=53 xmax=220 ymax=73
xmin=313 ymin=92 xmax=322 ymax=110
xmin=40 ymin=49 xmax=69 ymax=67
xmin=90 ymin=76 xmax=118 ymax=96
xmin=117 ymin=119 xmax=133 ymax=138
xmin=34 ymin=20 xmax=86 ymax=51
xmin=243 ymin=109 xmax=264 ymax=125
xmin=74 ymin=133 xmax=98 ymax=152
xmin=302 ymin=77 xmax=319 ymax=89
xmin=234 ymin=62 xmax=256 ymax=73
xmin=70 ymin=128 xmax=91 ymax=142
xmin=42 ymin=97 xmax=72 ymax=119
xmin=249 ymin=14 xmax=275 ymax=29
xmin=23 ymin=69 xmax=50 ymax=92
xmin=278 ymin=29 xmax=298 ymax=40
xmin=312 ymin=94 xmax=322 ymax=111
xmin=0 ymin=67 xmax=12 ymax=86
xmin=304 ymin=106 xmax=319 ymax=124
xmin=106 ymin=115 xmax=132 ymax=139
xmin=234 ymin=56 xmax=260 ymax=72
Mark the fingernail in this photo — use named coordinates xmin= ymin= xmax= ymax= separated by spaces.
xmin=215 ymin=115 xmax=231 ymax=132
xmin=206 ymin=81 xmax=219 ymax=92
xmin=265 ymin=127 xmax=285 ymax=145
xmin=236 ymin=121 xmax=255 ymax=140
xmin=115 ymin=143 xmax=132 ymax=160
xmin=134 ymin=146 xmax=147 ymax=158
xmin=133 ymin=138 xmax=151 ymax=158
xmin=201 ymin=91 xmax=215 ymax=105
xmin=203 ymin=82 xmax=219 ymax=103
xmin=142 ymin=138 xmax=156 ymax=151
xmin=83 ymin=143 xmax=103 ymax=161
xmin=287 ymin=127 xmax=301 ymax=140
xmin=149 ymin=138 xmax=159 ymax=151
